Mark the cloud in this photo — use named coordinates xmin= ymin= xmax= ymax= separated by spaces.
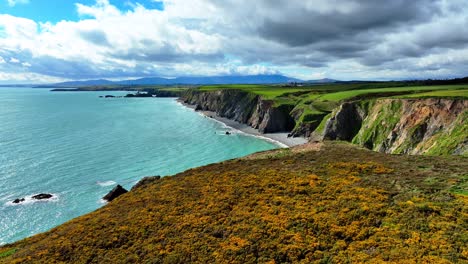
xmin=0 ymin=0 xmax=468 ymax=82
xmin=6 ymin=0 xmax=29 ymax=7
xmin=79 ymin=30 xmax=110 ymax=47
xmin=251 ymin=0 xmax=438 ymax=47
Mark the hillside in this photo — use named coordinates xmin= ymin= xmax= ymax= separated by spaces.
xmin=1 ymin=142 xmax=467 ymax=263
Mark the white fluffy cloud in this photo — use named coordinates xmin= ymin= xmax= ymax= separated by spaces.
xmin=0 ymin=0 xmax=468 ymax=83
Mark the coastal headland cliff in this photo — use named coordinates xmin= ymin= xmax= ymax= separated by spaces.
xmin=315 ymin=99 xmax=467 ymax=155
xmin=181 ymin=89 xmax=467 ymax=156
xmin=182 ymin=89 xmax=295 ymax=133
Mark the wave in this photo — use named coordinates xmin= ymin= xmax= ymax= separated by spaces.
xmin=97 ymin=180 xmax=117 ymax=187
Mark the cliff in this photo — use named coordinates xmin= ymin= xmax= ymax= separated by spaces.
xmin=181 ymin=89 xmax=295 ymax=133
xmin=181 ymin=89 xmax=466 ymax=156
xmin=315 ymin=98 xmax=467 ymax=155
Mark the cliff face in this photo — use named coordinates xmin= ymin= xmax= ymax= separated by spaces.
xmin=182 ymin=90 xmax=295 ymax=133
xmin=322 ymin=102 xmax=366 ymax=141
xmin=316 ymin=99 xmax=467 ymax=155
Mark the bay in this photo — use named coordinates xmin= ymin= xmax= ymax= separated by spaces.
xmin=0 ymin=88 xmax=278 ymax=245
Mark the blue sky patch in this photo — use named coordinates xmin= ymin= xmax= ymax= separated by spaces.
xmin=0 ymin=0 xmax=165 ymax=23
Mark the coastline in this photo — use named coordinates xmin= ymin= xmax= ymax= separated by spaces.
xmin=177 ymin=100 xmax=308 ymax=148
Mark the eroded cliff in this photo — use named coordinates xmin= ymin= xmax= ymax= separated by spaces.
xmin=315 ymin=98 xmax=467 ymax=155
xmin=181 ymin=89 xmax=295 ymax=133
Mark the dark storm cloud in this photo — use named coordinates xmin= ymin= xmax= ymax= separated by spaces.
xmin=206 ymin=0 xmax=468 ymax=75
xmin=79 ymin=30 xmax=110 ymax=47
xmin=253 ymin=0 xmax=439 ymax=47
xmin=110 ymin=40 xmax=224 ymax=63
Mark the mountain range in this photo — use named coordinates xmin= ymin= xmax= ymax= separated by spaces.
xmin=51 ymin=75 xmax=339 ymax=87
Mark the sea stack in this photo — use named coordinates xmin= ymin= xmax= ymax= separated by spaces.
xmin=103 ymin=185 xmax=128 ymax=202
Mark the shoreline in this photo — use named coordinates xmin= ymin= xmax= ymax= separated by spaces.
xmin=177 ymin=100 xmax=308 ymax=148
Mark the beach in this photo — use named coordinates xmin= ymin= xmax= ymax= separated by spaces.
xmin=179 ymin=101 xmax=309 ymax=148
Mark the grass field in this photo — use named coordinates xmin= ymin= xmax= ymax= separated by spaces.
xmin=198 ymin=84 xmax=310 ymax=99
xmin=197 ymin=84 xmax=468 ymax=101
xmin=396 ymin=88 xmax=468 ymax=99
xmin=317 ymin=85 xmax=468 ymax=102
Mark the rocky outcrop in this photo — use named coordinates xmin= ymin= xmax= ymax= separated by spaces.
xmin=154 ymin=90 xmax=184 ymax=98
xmin=314 ymin=99 xmax=467 ymax=155
xmin=12 ymin=193 xmax=54 ymax=204
xmin=132 ymin=176 xmax=161 ymax=190
xmin=323 ymin=102 xmax=366 ymax=141
xmin=182 ymin=89 xmax=295 ymax=133
xmin=12 ymin=198 xmax=25 ymax=204
xmin=32 ymin=193 xmax=53 ymax=200
xmin=103 ymin=185 xmax=128 ymax=202
xmin=248 ymin=100 xmax=295 ymax=133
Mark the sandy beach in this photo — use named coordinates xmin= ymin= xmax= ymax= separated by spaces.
xmin=179 ymin=101 xmax=308 ymax=148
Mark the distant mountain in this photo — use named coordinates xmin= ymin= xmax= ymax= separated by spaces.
xmin=53 ymin=74 xmax=302 ymax=87
xmin=117 ymin=77 xmax=173 ymax=85
xmin=53 ymin=79 xmax=115 ymax=87
xmin=118 ymin=74 xmax=301 ymax=85
xmin=305 ymin=78 xmax=339 ymax=84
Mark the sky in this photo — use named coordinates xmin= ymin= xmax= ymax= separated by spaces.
xmin=0 ymin=0 xmax=467 ymax=83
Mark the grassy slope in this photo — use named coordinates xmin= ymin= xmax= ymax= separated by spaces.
xmin=1 ymin=142 xmax=467 ymax=263
xmin=396 ymin=88 xmax=468 ymax=99
xmin=317 ymin=85 xmax=468 ymax=101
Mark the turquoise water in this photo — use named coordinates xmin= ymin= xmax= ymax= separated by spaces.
xmin=0 ymin=88 xmax=278 ymax=245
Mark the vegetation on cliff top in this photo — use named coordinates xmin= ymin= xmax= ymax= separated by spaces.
xmin=192 ymin=82 xmax=467 ymax=140
xmin=1 ymin=142 xmax=467 ymax=263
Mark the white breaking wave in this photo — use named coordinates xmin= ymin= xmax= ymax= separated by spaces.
xmin=5 ymin=193 xmax=59 ymax=206
xmin=97 ymin=180 xmax=117 ymax=187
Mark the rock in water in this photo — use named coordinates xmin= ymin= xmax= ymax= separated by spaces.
xmin=103 ymin=185 xmax=128 ymax=202
xmin=132 ymin=176 xmax=161 ymax=190
xmin=12 ymin=198 xmax=25 ymax=204
xmin=32 ymin=193 xmax=53 ymax=200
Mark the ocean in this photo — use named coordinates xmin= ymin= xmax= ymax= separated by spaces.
xmin=0 ymin=88 xmax=278 ymax=245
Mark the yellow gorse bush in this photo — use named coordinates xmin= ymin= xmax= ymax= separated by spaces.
xmin=1 ymin=142 xmax=466 ymax=263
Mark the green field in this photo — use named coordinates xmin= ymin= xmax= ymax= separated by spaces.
xmin=198 ymin=84 xmax=309 ymax=99
xmin=396 ymin=88 xmax=468 ymax=99
xmin=317 ymin=85 xmax=468 ymax=101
